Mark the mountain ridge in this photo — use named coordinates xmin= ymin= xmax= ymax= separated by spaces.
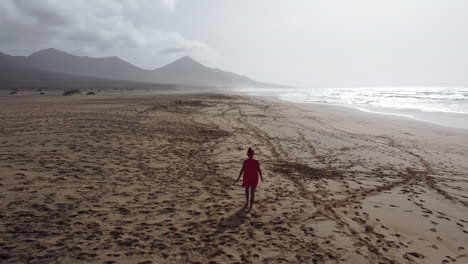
xmin=0 ymin=48 xmax=287 ymax=88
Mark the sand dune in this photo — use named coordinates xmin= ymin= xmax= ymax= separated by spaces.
xmin=0 ymin=93 xmax=467 ymax=263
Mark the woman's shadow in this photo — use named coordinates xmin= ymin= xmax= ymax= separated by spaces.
xmin=216 ymin=204 xmax=249 ymax=232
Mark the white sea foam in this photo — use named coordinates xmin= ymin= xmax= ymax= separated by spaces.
xmin=235 ymin=86 xmax=468 ymax=129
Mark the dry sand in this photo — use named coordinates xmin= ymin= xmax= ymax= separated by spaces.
xmin=0 ymin=92 xmax=467 ymax=264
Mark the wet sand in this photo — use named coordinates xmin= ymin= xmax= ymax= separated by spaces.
xmin=0 ymin=92 xmax=467 ymax=264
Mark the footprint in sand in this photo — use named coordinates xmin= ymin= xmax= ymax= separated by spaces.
xmin=405 ymin=252 xmax=425 ymax=259
xmin=445 ymin=256 xmax=456 ymax=262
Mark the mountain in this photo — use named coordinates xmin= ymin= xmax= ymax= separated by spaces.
xmin=0 ymin=52 xmax=174 ymax=91
xmin=148 ymin=55 xmax=269 ymax=87
xmin=0 ymin=48 xmax=286 ymax=88
xmin=27 ymin=48 xmax=146 ymax=81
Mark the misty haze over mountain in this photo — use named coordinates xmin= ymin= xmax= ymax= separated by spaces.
xmin=0 ymin=48 xmax=284 ymax=89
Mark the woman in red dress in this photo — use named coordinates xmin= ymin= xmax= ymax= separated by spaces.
xmin=235 ymin=147 xmax=264 ymax=211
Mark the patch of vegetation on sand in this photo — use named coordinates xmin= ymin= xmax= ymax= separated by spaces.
xmin=63 ymin=89 xmax=81 ymax=96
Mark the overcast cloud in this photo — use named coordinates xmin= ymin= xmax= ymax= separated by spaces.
xmin=0 ymin=0 xmax=219 ymax=68
xmin=1 ymin=0 xmax=467 ymax=87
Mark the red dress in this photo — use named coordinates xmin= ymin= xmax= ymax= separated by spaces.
xmin=242 ymin=159 xmax=259 ymax=187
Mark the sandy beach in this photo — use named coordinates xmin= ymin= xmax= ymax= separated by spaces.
xmin=1 ymin=92 xmax=467 ymax=264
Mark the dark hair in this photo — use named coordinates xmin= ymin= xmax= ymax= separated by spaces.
xmin=247 ymin=147 xmax=254 ymax=154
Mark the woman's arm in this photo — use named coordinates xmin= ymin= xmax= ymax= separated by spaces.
xmin=257 ymin=160 xmax=264 ymax=182
xmin=235 ymin=160 xmax=245 ymax=182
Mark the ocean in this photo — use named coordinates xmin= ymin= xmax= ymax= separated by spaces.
xmin=235 ymin=87 xmax=468 ymax=130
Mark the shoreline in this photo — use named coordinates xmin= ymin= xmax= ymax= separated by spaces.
xmin=1 ymin=92 xmax=467 ymax=263
xmin=229 ymin=87 xmax=468 ymax=130
xmin=350 ymin=104 xmax=468 ymax=130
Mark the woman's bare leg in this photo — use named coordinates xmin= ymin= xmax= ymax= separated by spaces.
xmin=249 ymin=186 xmax=256 ymax=211
xmin=244 ymin=187 xmax=249 ymax=207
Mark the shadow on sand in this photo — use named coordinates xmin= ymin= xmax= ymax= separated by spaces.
xmin=217 ymin=204 xmax=250 ymax=231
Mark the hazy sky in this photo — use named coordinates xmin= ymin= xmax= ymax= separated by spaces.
xmin=1 ymin=0 xmax=467 ymax=87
